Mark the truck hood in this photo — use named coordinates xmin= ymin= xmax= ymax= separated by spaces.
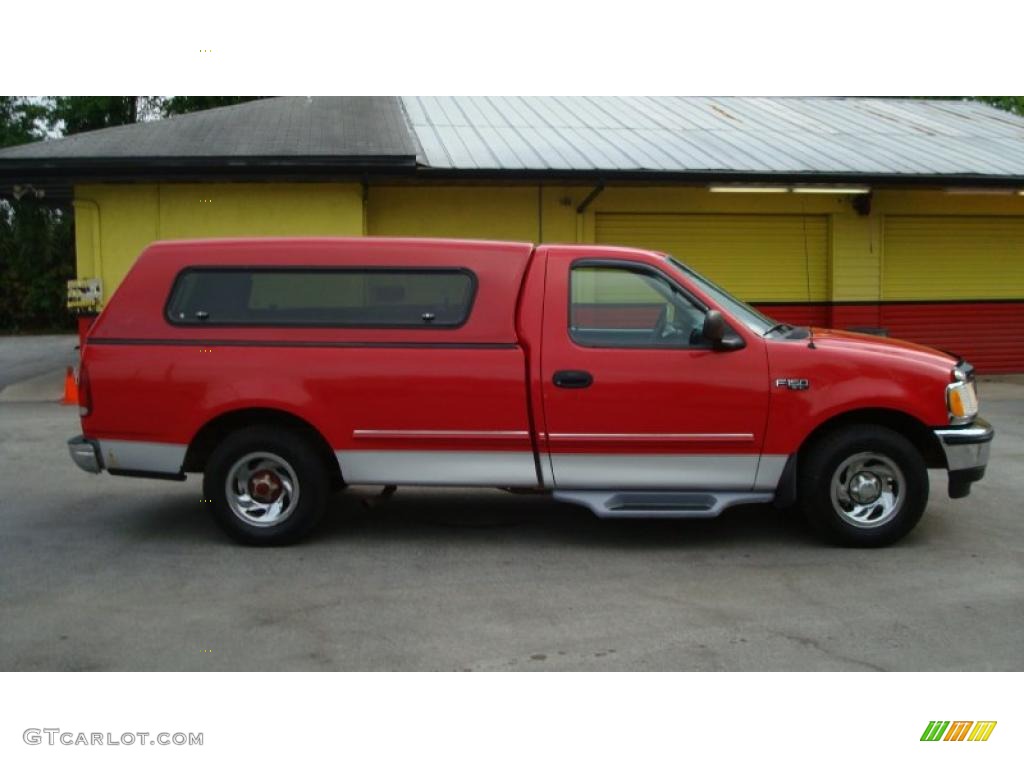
xmin=808 ymin=327 xmax=959 ymax=370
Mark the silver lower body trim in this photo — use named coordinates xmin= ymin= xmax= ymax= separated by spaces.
xmin=98 ymin=439 xmax=187 ymax=475
xmin=548 ymin=432 xmax=755 ymax=443
xmin=335 ymin=450 xmax=539 ymax=486
xmin=550 ymin=453 xmax=786 ymax=491
xmin=753 ymin=454 xmax=789 ymax=490
xmin=353 ymin=429 xmax=530 ymax=442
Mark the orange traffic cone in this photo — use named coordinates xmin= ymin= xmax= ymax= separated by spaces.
xmin=61 ymin=366 xmax=79 ymax=405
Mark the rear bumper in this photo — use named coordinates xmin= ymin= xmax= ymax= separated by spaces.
xmin=933 ymin=417 xmax=994 ymax=499
xmin=67 ymin=435 xmax=187 ymax=480
xmin=68 ymin=435 xmax=102 ymax=474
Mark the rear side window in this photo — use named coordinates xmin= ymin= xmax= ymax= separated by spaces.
xmin=166 ymin=268 xmax=477 ymax=327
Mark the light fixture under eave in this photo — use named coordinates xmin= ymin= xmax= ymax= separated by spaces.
xmin=791 ymin=186 xmax=871 ymax=195
xmin=944 ymin=187 xmax=1017 ymax=196
xmin=708 ymin=185 xmax=789 ymax=193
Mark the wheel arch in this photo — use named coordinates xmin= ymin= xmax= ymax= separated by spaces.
xmin=183 ymin=407 xmax=343 ymax=485
xmin=798 ymin=407 xmax=946 ymax=470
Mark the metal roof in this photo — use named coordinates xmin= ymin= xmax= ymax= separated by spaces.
xmin=401 ymin=96 xmax=1024 ymax=179
xmin=0 ymin=97 xmax=416 ymax=165
xmin=3 ymin=97 xmax=1024 ymax=187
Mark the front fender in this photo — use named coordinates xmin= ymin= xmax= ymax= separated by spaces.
xmin=763 ymin=339 xmax=952 ymax=455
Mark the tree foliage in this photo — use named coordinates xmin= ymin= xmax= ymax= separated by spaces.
xmin=0 ymin=98 xmax=73 ymax=330
xmin=51 ymin=96 xmax=139 ymax=135
xmin=0 ymin=200 xmax=74 ymax=331
xmin=0 ymin=96 xmax=46 ymax=148
xmin=975 ymin=96 xmax=1024 ymax=117
xmin=161 ymin=96 xmax=262 ymax=116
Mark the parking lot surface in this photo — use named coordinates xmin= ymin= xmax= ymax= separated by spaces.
xmin=0 ymin=350 xmax=1021 ymax=670
xmin=0 ymin=334 xmax=76 ymax=391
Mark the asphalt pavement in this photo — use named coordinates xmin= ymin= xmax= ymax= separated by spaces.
xmin=0 ymin=334 xmax=77 ymax=391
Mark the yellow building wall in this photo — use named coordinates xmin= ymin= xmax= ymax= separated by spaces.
xmin=74 ymin=182 xmax=364 ymax=304
xmin=75 ymin=182 xmax=1024 ymax=307
xmin=593 ymin=212 xmax=830 ymax=302
xmin=873 ymin=191 xmax=1024 ymax=302
xmin=366 ymin=186 xmax=542 ymax=241
xmin=882 ymin=215 xmax=1024 ymax=300
xmin=75 ymin=185 xmax=158 ymax=299
xmin=156 ymin=183 xmax=364 ymax=239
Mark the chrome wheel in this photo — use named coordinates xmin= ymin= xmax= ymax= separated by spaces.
xmin=829 ymin=451 xmax=905 ymax=529
xmin=225 ymin=452 xmax=300 ymax=527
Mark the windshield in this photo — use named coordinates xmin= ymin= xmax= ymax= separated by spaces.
xmin=664 ymin=255 xmax=778 ymax=335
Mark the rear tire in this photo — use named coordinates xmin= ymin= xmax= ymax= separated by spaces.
xmin=203 ymin=425 xmax=329 ymax=545
xmin=798 ymin=425 xmax=928 ymax=547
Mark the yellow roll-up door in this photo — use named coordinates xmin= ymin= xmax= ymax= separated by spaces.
xmin=883 ymin=216 xmax=1024 ymax=300
xmin=594 ymin=213 xmax=829 ymax=302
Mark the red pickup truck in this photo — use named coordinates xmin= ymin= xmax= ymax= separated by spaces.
xmin=68 ymin=237 xmax=992 ymax=547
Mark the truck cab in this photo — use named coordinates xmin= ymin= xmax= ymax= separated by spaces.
xmin=68 ymin=237 xmax=993 ymax=546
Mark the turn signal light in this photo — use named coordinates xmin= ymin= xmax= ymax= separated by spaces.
xmin=947 ymin=380 xmax=978 ymax=424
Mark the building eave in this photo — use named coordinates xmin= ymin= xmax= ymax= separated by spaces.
xmin=408 ymin=167 xmax=1024 ymax=189
xmin=3 ymin=165 xmax=1023 ymax=203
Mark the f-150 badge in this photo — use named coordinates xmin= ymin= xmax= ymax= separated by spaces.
xmin=775 ymin=378 xmax=810 ymax=390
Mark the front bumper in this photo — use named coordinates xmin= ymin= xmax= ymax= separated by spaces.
xmin=68 ymin=435 xmax=102 ymax=474
xmin=933 ymin=417 xmax=993 ymax=498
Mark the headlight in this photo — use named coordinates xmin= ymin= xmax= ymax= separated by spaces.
xmin=947 ymin=373 xmax=979 ymax=424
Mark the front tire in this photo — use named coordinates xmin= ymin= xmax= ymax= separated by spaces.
xmin=203 ymin=426 xmax=329 ymax=545
xmin=798 ymin=425 xmax=928 ymax=547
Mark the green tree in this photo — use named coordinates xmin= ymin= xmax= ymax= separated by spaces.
xmin=1 ymin=97 xmax=74 ymax=331
xmin=0 ymin=97 xmax=46 ymax=148
xmin=975 ymin=96 xmax=1024 ymax=117
xmin=161 ymin=96 xmax=263 ymax=116
xmin=0 ymin=200 xmax=74 ymax=331
xmin=50 ymin=96 xmax=140 ymax=135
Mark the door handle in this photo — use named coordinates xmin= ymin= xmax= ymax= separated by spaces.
xmin=553 ymin=370 xmax=593 ymax=389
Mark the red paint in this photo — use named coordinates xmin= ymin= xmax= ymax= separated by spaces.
xmin=762 ymin=327 xmax=956 ymax=455
xmin=80 ymin=238 xmax=967 ymax=479
xmin=88 ymin=238 xmax=535 ymax=345
xmin=541 ymin=246 xmax=770 ymax=455
xmin=76 ymin=314 xmax=97 ymax=348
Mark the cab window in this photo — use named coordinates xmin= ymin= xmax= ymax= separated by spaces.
xmin=569 ymin=263 xmax=708 ymax=348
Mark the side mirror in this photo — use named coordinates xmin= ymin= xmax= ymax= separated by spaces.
xmin=702 ymin=310 xmax=745 ymax=351
xmin=702 ymin=310 xmax=726 ymax=343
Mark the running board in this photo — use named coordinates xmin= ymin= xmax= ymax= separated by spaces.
xmin=552 ymin=490 xmax=774 ymax=519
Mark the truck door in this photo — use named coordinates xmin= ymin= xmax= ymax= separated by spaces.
xmin=538 ymin=249 xmax=773 ymax=491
